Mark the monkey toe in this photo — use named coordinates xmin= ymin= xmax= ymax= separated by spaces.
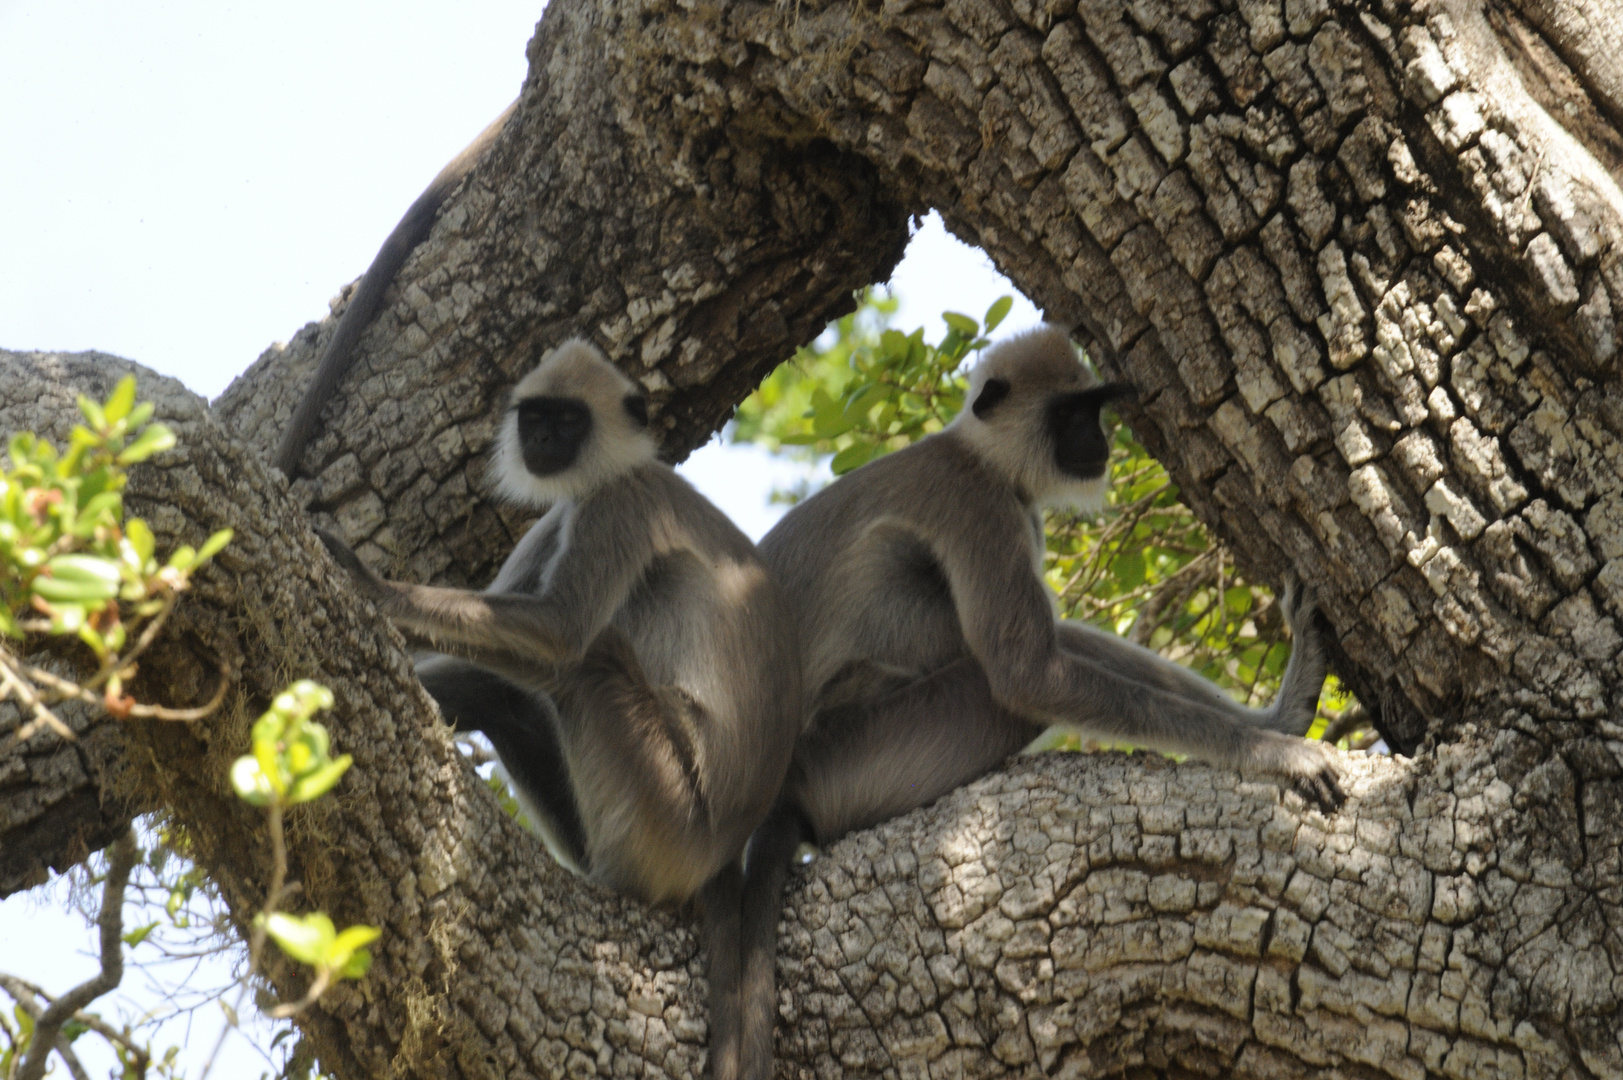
xmin=1292 ymin=767 xmax=1345 ymax=812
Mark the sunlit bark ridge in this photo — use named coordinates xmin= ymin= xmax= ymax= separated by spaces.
xmin=6 ymin=0 xmax=1623 ymax=1075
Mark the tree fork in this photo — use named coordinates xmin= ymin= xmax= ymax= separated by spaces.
xmin=6 ymin=0 xmax=1623 ymax=1075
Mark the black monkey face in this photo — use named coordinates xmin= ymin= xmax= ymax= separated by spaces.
xmin=1047 ymin=383 xmax=1133 ymax=479
xmin=515 ymin=395 xmax=594 ymax=476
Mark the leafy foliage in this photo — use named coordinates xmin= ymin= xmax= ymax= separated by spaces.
xmin=734 ymin=291 xmax=1365 ymax=743
xmin=0 ymin=374 xmax=230 ymax=723
xmin=230 ymin=681 xmax=379 ymax=1011
xmin=733 ymin=289 xmax=1009 ymax=476
xmin=0 ymin=379 xmax=360 ymax=1079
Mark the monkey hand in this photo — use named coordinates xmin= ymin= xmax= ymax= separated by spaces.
xmin=1263 ymin=734 xmax=1345 ymax=812
xmin=313 ymin=526 xmax=395 ymax=606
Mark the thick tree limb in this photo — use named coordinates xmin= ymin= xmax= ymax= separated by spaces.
xmin=8 ymin=0 xmax=1623 ymax=1075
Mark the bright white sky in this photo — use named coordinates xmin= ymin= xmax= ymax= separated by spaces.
xmin=0 ymin=0 xmax=1042 ymax=1073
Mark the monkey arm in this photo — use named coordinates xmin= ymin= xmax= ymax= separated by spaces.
xmin=313 ymin=526 xmax=583 ymax=664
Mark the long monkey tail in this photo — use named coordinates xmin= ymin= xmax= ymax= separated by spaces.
xmin=736 ymin=801 xmax=810 ymax=1080
xmin=273 ymin=99 xmax=518 ymax=478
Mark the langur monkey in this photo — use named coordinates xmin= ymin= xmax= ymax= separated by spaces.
xmin=316 ymin=339 xmax=801 ymax=1080
xmin=274 ymin=102 xmax=518 ymax=478
xmin=732 ymin=323 xmax=1343 ymax=1078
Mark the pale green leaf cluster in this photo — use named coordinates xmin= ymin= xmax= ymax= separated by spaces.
xmin=229 ymin=680 xmax=380 ymax=989
xmin=1 ymin=374 xmax=230 ymax=693
xmin=732 ymin=290 xmax=1010 ymax=476
xmin=229 ymin=681 xmax=348 ymax=808
xmin=257 ymin=913 xmax=379 ymax=982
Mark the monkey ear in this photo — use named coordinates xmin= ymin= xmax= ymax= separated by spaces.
xmin=623 ymin=395 xmax=649 ymax=428
xmin=971 ymin=378 xmax=1011 ymax=419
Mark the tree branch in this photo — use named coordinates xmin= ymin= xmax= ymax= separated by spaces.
xmin=15 ymin=825 xmax=137 ymax=1080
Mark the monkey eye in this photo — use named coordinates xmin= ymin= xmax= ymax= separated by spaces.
xmin=972 ymin=378 xmax=1012 ymax=419
xmin=623 ymin=395 xmax=649 ymax=428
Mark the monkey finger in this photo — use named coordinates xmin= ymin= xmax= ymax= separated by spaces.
xmin=1293 ymin=767 xmax=1344 ymax=812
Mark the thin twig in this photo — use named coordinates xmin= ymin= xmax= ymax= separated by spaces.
xmin=82 ymin=593 xmax=182 ymax=692
xmin=1320 ymin=703 xmax=1370 ymax=746
xmin=197 ymin=803 xmax=290 ymax=1080
xmin=0 ymin=977 xmax=129 ymax=1080
xmin=267 ymin=970 xmax=331 ymax=1019
xmin=24 ymin=655 xmax=232 ymax=721
xmin=0 ymin=649 xmax=77 ymax=749
xmin=1125 ymin=549 xmax=1216 ymax=646
xmin=1243 ymin=623 xmax=1281 ymax=707
xmin=16 ymin=826 xmax=139 ymax=1080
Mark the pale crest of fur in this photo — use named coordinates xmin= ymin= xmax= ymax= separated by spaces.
xmin=491 ymin=339 xmax=658 ymax=507
xmin=950 ymin=323 xmax=1110 ymax=512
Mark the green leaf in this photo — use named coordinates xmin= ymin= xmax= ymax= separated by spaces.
xmin=329 ymin=924 xmax=382 ymax=957
xmin=1111 ymin=551 xmax=1146 ymax=591
xmin=196 ymin=527 xmax=233 ymax=564
xmin=842 ymin=383 xmax=890 ymax=422
xmin=127 ymin=517 xmax=156 ymax=562
xmin=941 ymin=311 xmax=979 ymax=336
xmin=287 ymin=754 xmax=352 ymax=805
xmin=253 ymin=735 xmax=286 ymax=798
xmin=983 ymin=296 xmax=1013 ymax=331
xmin=262 ymin=912 xmax=336 ymax=967
xmin=123 ymin=921 xmax=160 ymax=947
xmin=831 ymin=442 xmax=875 ymax=475
xmin=809 ymin=390 xmax=855 ymax=438
xmin=336 ymin=948 xmax=374 ymax=980
xmin=327 ymin=923 xmax=382 ymax=978
xmin=78 ymin=393 xmax=108 ymax=431
xmin=72 ymin=491 xmax=124 ymax=535
xmin=104 ymin=375 xmax=138 ymax=424
xmin=116 ymin=423 xmax=175 ymax=465
xmin=34 ymin=555 xmax=121 ymax=602
xmin=166 ymin=544 xmax=197 ymax=572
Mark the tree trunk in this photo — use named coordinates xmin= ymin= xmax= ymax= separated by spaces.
xmin=5 ymin=0 xmax=1623 ymax=1076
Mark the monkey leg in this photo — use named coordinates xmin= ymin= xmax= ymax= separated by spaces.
xmin=790 ymin=657 xmax=1047 ymax=847
xmin=414 ymin=654 xmax=590 ymax=873
xmin=552 ymin=628 xmax=732 ymax=904
xmin=1054 ymin=612 xmax=1326 ymax=736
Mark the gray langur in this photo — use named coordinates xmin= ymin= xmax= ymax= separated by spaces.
xmin=274 ymin=101 xmax=517 ymax=478
xmin=316 ymin=340 xmax=801 ymax=1080
xmin=732 ymin=323 xmax=1343 ymax=1079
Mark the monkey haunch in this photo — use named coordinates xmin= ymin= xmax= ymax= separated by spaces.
xmin=734 ymin=324 xmax=1344 ymax=1080
xmin=317 ymin=340 xmax=802 ymax=1079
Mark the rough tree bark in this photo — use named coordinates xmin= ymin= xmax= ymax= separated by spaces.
xmin=4 ymin=0 xmax=1623 ymax=1076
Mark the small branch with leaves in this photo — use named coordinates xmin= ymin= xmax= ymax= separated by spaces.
xmin=0 ymin=374 xmax=233 ymax=750
xmin=2 ymin=377 xmax=375 ymax=1080
xmin=194 ymin=682 xmax=379 ymax=1080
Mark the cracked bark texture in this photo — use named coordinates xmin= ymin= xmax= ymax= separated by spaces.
xmin=7 ymin=0 xmax=1623 ymax=1075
